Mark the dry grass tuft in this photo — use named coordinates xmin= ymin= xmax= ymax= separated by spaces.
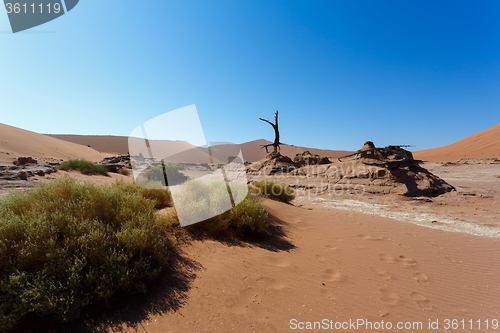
xmin=119 ymin=168 xmax=131 ymax=176
xmin=56 ymin=159 xmax=108 ymax=175
xmin=249 ymin=180 xmax=295 ymax=203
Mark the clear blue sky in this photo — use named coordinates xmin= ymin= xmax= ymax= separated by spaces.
xmin=1 ymin=0 xmax=499 ymax=151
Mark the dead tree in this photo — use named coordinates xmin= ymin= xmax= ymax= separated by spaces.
xmin=259 ymin=110 xmax=287 ymax=153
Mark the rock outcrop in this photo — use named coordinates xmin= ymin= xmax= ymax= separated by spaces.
xmin=247 ymin=142 xmax=454 ymax=198
xmin=293 ymin=151 xmax=331 ymax=166
xmin=343 ymin=141 xmax=419 ymax=169
xmin=97 ymin=155 xmax=132 ymax=173
xmin=246 ymin=152 xmax=299 ymax=176
xmin=0 ymin=160 xmax=57 ymax=185
xmin=14 ymin=157 xmax=37 ymax=165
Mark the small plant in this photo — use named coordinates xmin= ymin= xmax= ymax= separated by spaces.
xmin=249 ymin=180 xmax=295 ymax=203
xmin=56 ymin=159 xmax=108 ymax=175
xmin=113 ymin=179 xmax=172 ymax=209
xmin=0 ymin=178 xmax=168 ymax=330
xmin=119 ymin=168 xmax=131 ymax=176
xmin=173 ymin=180 xmax=268 ymax=235
xmin=144 ymin=163 xmax=188 ymax=186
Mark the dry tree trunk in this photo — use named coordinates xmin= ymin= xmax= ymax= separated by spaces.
xmin=259 ymin=111 xmax=281 ymax=153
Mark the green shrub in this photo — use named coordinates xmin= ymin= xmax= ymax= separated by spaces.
xmin=143 ymin=163 xmax=188 ymax=186
xmin=173 ymin=180 xmax=268 ymax=235
xmin=113 ymin=180 xmax=172 ymax=209
xmin=249 ymin=180 xmax=295 ymax=203
xmin=0 ymin=178 xmax=168 ymax=330
xmin=56 ymin=159 xmax=108 ymax=176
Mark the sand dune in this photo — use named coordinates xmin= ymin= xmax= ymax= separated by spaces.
xmin=48 ymin=134 xmax=130 ymax=155
xmin=0 ymin=123 xmax=108 ymax=163
xmin=49 ymin=135 xmax=351 ymax=163
xmin=6 ymin=121 xmax=500 ymax=165
xmin=239 ymin=139 xmax=352 ymax=162
xmin=50 ymin=123 xmax=500 ymax=164
xmin=414 ymin=123 xmax=500 ymax=163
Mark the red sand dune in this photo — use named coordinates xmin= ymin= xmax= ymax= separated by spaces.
xmin=414 ymin=123 xmax=500 ymax=163
xmin=0 ymin=123 xmax=108 ymax=163
xmin=36 ymin=123 xmax=500 ymax=164
xmin=48 ymin=134 xmax=130 ymax=155
xmin=239 ymin=139 xmax=352 ymax=162
xmin=49 ymin=135 xmax=351 ymax=163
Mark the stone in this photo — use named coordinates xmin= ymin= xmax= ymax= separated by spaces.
xmin=16 ymin=157 xmax=37 ymax=165
xmin=293 ymin=151 xmax=331 ymax=166
xmin=246 ymin=152 xmax=299 ymax=176
xmin=97 ymin=155 xmax=132 ymax=173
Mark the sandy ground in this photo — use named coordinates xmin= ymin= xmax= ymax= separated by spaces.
xmin=93 ymin=198 xmax=500 ymax=333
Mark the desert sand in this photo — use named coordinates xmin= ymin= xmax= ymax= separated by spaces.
xmin=47 ymin=134 xmax=131 ymax=156
xmin=48 ymin=122 xmax=500 ymax=164
xmin=46 ymin=135 xmax=351 ymax=163
xmin=239 ymin=139 xmax=352 ymax=163
xmin=0 ymin=123 xmax=108 ymax=163
xmin=1 ymin=122 xmax=500 ymax=332
xmin=84 ymin=197 xmax=499 ymax=333
xmin=414 ymin=123 xmax=500 ymax=163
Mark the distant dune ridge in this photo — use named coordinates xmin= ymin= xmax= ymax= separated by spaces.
xmin=0 ymin=123 xmax=107 ymax=163
xmin=48 ymin=134 xmax=130 ymax=155
xmin=1 ymin=122 xmax=498 ymax=164
xmin=413 ymin=123 xmax=500 ymax=163
xmin=47 ymin=135 xmax=352 ymax=163
xmin=238 ymin=139 xmax=352 ymax=162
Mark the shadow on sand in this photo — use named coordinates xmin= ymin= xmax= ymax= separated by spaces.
xmin=8 ymin=211 xmax=295 ymax=332
xmin=193 ymin=211 xmax=297 ymax=253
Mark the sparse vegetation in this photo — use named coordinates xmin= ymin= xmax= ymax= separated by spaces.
xmin=118 ymin=168 xmax=131 ymax=176
xmin=249 ymin=180 xmax=295 ymax=203
xmin=172 ymin=180 xmax=268 ymax=235
xmin=113 ymin=179 xmax=172 ymax=209
xmin=144 ymin=163 xmax=188 ymax=186
xmin=0 ymin=175 xmax=271 ymax=330
xmin=56 ymin=159 xmax=108 ymax=175
xmin=0 ymin=178 xmax=168 ymax=330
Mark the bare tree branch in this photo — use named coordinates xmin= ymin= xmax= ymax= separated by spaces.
xmin=259 ymin=111 xmax=281 ymax=153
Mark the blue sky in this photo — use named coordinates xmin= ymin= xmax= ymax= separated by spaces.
xmin=1 ymin=0 xmax=499 ymax=151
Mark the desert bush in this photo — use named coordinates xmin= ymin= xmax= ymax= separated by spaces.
xmin=144 ymin=163 xmax=188 ymax=186
xmin=113 ymin=179 xmax=172 ymax=209
xmin=56 ymin=159 xmax=108 ymax=176
xmin=249 ymin=180 xmax=295 ymax=203
xmin=118 ymin=168 xmax=130 ymax=176
xmin=0 ymin=178 xmax=168 ymax=330
xmin=173 ymin=180 xmax=268 ymax=235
